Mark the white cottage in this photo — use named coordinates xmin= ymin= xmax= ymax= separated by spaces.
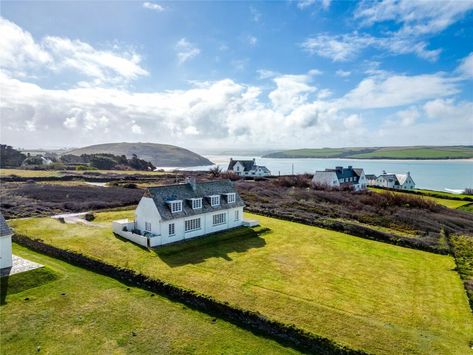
xmin=227 ymin=158 xmax=271 ymax=177
xmin=0 ymin=213 xmax=13 ymax=269
xmin=113 ymin=179 xmax=245 ymax=247
xmin=312 ymin=166 xmax=367 ymax=191
xmin=374 ymin=172 xmax=415 ymax=190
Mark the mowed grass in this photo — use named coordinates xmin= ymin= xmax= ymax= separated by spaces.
xmin=10 ymin=212 xmax=473 ymax=354
xmin=0 ymin=244 xmax=295 ymax=355
xmin=369 ymin=187 xmax=472 ymax=209
xmin=0 ymin=169 xmax=166 ymax=178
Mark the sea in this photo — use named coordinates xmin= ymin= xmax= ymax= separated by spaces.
xmin=161 ymin=155 xmax=473 ymax=193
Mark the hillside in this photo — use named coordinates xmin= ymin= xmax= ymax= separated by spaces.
xmin=264 ymin=146 xmax=473 ymax=160
xmin=65 ymin=143 xmax=213 ymax=167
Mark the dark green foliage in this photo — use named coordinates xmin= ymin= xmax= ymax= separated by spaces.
xmin=59 ymin=153 xmax=155 ymax=171
xmin=0 ymin=145 xmax=26 ymax=168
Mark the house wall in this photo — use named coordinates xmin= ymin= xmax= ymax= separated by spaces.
xmin=0 ymin=235 xmax=13 ymax=269
xmin=355 ymin=172 xmax=367 ymax=191
xmin=135 ymin=197 xmax=161 ymax=235
xmin=401 ymin=176 xmax=415 ymax=190
xmin=232 ymin=162 xmax=245 ymax=176
xmin=312 ymin=171 xmax=339 ymax=188
xmin=158 ymin=206 xmax=244 ymax=246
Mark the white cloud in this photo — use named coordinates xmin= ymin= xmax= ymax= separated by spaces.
xmin=131 ymin=122 xmax=143 ymax=134
xmin=269 ymin=73 xmax=316 ymax=114
xmin=250 ymin=6 xmax=261 ymax=22
xmin=343 ymin=114 xmax=362 ymax=129
xmin=297 ymin=0 xmax=331 ymax=10
xmin=143 ymin=2 xmax=164 ymax=12
xmin=247 ymin=35 xmax=258 ymax=47
xmin=336 ymin=70 xmax=351 ymax=77
xmin=340 ymin=73 xmax=459 ymax=109
xmin=423 ymin=98 xmax=473 ymax=123
xmin=458 ymin=52 xmax=473 ymax=79
xmin=257 ymin=69 xmax=279 ymax=79
xmin=397 ymin=107 xmax=419 ymax=127
xmin=301 ymin=32 xmax=440 ymax=62
xmin=175 ymin=38 xmax=200 ymax=65
xmin=355 ymin=0 xmax=473 ymax=36
xmin=0 ymin=17 xmax=148 ymax=85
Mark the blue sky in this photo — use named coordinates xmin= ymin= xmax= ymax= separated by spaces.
xmin=1 ymin=0 xmax=472 ymax=151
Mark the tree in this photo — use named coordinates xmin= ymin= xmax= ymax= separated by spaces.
xmin=0 ymin=145 xmax=26 ymax=168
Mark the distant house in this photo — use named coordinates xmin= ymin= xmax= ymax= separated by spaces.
xmin=312 ymin=166 xmax=367 ymax=191
xmin=227 ymin=158 xmax=271 ymax=177
xmin=112 ymin=179 xmax=248 ymax=247
xmin=374 ymin=171 xmax=415 ymax=190
xmin=365 ymin=174 xmax=378 ymax=186
xmin=0 ymin=213 xmax=13 ymax=269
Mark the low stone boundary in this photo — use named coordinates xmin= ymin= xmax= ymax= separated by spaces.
xmin=246 ymin=208 xmax=449 ymax=255
xmin=13 ymin=234 xmax=367 ymax=355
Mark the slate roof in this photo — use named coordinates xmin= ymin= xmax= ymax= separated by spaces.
xmin=145 ymin=180 xmax=245 ymax=221
xmin=0 ymin=213 xmax=13 ymax=237
xmin=324 ymin=166 xmax=362 ymax=181
xmin=377 ymin=174 xmax=400 ymax=185
xmin=365 ymin=174 xmax=377 ymax=180
xmin=228 ymin=159 xmax=255 ymax=172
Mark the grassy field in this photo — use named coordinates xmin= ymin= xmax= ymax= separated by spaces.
xmin=264 ymin=146 xmax=473 ymax=159
xmin=369 ymin=188 xmax=472 ymax=209
xmin=0 ymin=169 xmax=167 ymax=178
xmin=0 ymin=244 xmax=295 ymax=354
xmin=10 ymin=212 xmax=473 ymax=354
xmin=416 ymin=189 xmax=473 ymax=199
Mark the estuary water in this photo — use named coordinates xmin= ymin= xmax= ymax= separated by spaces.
xmin=178 ymin=155 xmax=473 ymax=192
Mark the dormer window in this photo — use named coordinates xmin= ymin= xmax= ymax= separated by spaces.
xmin=225 ymin=193 xmax=236 ymax=204
xmin=209 ymin=195 xmax=220 ymax=207
xmin=191 ymin=198 xmax=202 ymax=209
xmin=168 ymin=200 xmax=183 ymax=213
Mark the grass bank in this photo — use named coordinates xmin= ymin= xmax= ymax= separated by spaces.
xmin=10 ymin=212 xmax=473 ymax=354
xmin=0 ymin=244 xmax=295 ymax=354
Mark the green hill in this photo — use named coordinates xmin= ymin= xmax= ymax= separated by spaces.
xmin=65 ymin=142 xmax=213 ymax=167
xmin=264 ymin=146 xmax=473 ymax=160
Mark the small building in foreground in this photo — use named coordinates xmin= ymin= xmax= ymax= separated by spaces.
xmin=113 ymin=179 xmax=246 ymax=247
xmin=227 ymin=158 xmax=271 ymax=177
xmin=312 ymin=166 xmax=367 ymax=191
xmin=0 ymin=213 xmax=13 ymax=269
xmin=374 ymin=171 xmax=415 ymax=190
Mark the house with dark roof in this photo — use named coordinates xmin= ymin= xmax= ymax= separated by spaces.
xmin=312 ymin=166 xmax=367 ymax=191
xmin=0 ymin=212 xmax=13 ymax=269
xmin=112 ymin=179 xmax=246 ymax=247
xmin=227 ymin=158 xmax=271 ymax=177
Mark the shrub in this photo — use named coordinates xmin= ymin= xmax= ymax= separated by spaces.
xmin=84 ymin=213 xmax=95 ymax=221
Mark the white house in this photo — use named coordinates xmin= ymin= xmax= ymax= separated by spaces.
xmin=312 ymin=166 xmax=367 ymax=191
xmin=113 ymin=179 xmax=245 ymax=247
xmin=374 ymin=171 xmax=415 ymax=190
xmin=227 ymin=158 xmax=271 ymax=177
xmin=0 ymin=213 xmax=13 ymax=269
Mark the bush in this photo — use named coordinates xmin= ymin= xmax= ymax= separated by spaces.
xmin=84 ymin=213 xmax=95 ymax=221
xmin=76 ymin=165 xmax=96 ymax=171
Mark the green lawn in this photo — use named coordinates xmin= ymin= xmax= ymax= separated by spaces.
xmin=0 ymin=244 xmax=295 ymax=355
xmin=369 ymin=187 xmax=472 ymax=209
xmin=10 ymin=212 xmax=473 ymax=354
xmin=415 ymin=189 xmax=473 ymax=200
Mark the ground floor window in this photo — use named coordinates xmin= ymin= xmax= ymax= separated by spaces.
xmin=145 ymin=222 xmax=151 ymax=232
xmin=213 ymin=213 xmax=226 ymax=226
xmin=168 ymin=223 xmax=175 ymax=236
xmin=185 ymin=218 xmax=201 ymax=232
xmin=235 ymin=210 xmax=240 ymax=221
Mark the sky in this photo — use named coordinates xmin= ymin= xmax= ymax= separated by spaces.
xmin=1 ymin=0 xmax=472 ymax=152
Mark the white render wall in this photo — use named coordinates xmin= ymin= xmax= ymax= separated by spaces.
xmin=0 ymin=235 xmax=13 ymax=269
xmin=135 ymin=197 xmax=161 ymax=236
xmin=159 ymin=206 xmax=244 ymax=246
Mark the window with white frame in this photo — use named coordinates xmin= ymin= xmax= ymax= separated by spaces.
xmin=234 ymin=210 xmax=240 ymax=221
xmin=192 ymin=198 xmax=202 ymax=209
xmin=210 ymin=195 xmax=220 ymax=207
xmin=168 ymin=223 xmax=175 ymax=236
xmin=185 ymin=218 xmax=201 ymax=232
xmin=226 ymin=193 xmax=236 ymax=204
xmin=213 ymin=213 xmax=226 ymax=226
xmin=170 ymin=201 xmax=183 ymax=213
xmin=145 ymin=222 xmax=151 ymax=232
